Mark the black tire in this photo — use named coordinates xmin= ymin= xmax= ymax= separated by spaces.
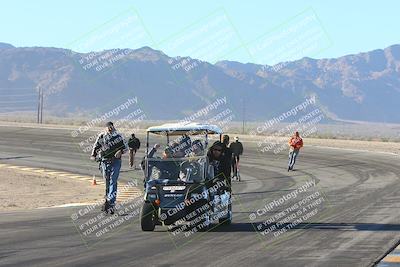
xmin=197 ymin=212 xmax=211 ymax=232
xmin=218 ymin=203 xmax=232 ymax=225
xmin=141 ymin=202 xmax=156 ymax=231
xmin=191 ymin=203 xmax=211 ymax=232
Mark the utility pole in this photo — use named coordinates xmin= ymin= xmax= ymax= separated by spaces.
xmin=37 ymin=87 xmax=44 ymax=124
xmin=40 ymin=89 xmax=44 ymax=124
xmin=37 ymin=87 xmax=41 ymax=123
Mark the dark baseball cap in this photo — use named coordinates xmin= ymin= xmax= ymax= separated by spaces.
xmin=105 ymin=121 xmax=114 ymax=127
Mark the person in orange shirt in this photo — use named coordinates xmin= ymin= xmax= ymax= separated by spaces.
xmin=288 ymin=131 xmax=303 ymax=171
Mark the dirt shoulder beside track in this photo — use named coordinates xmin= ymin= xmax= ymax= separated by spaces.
xmin=0 ymin=167 xmax=103 ymax=211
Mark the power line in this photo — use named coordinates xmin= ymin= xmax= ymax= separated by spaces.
xmin=0 ymin=100 xmax=36 ymax=104
xmin=0 ymin=88 xmax=39 ymax=120
xmin=0 ymin=88 xmax=35 ymax=91
xmin=1 ymin=94 xmax=37 ymax=97
xmin=0 ymin=107 xmax=35 ymax=110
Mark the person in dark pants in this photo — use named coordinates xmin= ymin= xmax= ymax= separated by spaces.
xmin=207 ymin=141 xmax=230 ymax=193
xmin=128 ymin=133 xmax=140 ymax=169
xmin=221 ymin=135 xmax=232 ymax=191
xmin=288 ymin=131 xmax=303 ymax=171
xmin=91 ymin=121 xmax=127 ymax=214
xmin=230 ymin=136 xmax=243 ymax=179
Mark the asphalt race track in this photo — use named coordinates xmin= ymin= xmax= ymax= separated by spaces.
xmin=0 ymin=125 xmax=400 ymax=267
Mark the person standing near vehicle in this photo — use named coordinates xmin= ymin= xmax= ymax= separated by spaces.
xmin=230 ymin=136 xmax=243 ymax=179
xmin=128 ymin=133 xmax=140 ymax=169
xmin=141 ymin=143 xmax=160 ymax=181
xmin=288 ymin=131 xmax=303 ymax=171
xmin=91 ymin=121 xmax=128 ymax=214
xmin=221 ymin=135 xmax=232 ymax=190
xmin=207 ymin=141 xmax=230 ymax=192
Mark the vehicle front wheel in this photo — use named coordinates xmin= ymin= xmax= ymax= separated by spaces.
xmin=197 ymin=212 xmax=211 ymax=232
xmin=218 ymin=203 xmax=232 ymax=225
xmin=191 ymin=205 xmax=211 ymax=232
xmin=141 ymin=202 xmax=156 ymax=231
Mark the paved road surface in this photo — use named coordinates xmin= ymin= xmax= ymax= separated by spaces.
xmin=0 ymin=125 xmax=399 ymax=267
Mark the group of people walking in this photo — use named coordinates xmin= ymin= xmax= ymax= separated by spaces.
xmin=89 ymin=121 xmax=303 ymax=214
xmin=206 ymin=135 xmax=243 ymax=191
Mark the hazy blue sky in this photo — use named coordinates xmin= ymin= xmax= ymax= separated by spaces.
xmin=1 ymin=0 xmax=398 ymax=64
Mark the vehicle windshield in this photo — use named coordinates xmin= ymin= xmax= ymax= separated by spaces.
xmin=145 ymin=155 xmax=207 ymax=182
xmin=144 ymin=131 xmax=210 ymax=182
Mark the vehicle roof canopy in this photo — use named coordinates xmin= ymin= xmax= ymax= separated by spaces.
xmin=146 ymin=122 xmax=223 ymax=135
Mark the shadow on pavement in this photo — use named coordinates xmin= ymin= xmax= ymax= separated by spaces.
xmin=233 ymin=189 xmax=294 ymax=195
xmin=207 ymin=222 xmax=400 ymax=232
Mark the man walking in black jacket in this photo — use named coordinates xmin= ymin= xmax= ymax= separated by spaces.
xmin=222 ymin=135 xmax=232 ymax=191
xmin=128 ymin=133 xmax=140 ymax=169
xmin=230 ymin=136 xmax=243 ymax=180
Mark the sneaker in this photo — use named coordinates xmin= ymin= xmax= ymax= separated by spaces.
xmin=108 ymin=206 xmax=115 ymax=215
xmin=101 ymin=200 xmax=109 ymax=212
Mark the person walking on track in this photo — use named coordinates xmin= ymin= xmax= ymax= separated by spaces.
xmin=221 ymin=135 xmax=232 ymax=190
xmin=128 ymin=133 xmax=140 ymax=169
xmin=288 ymin=131 xmax=303 ymax=171
xmin=91 ymin=121 xmax=128 ymax=214
xmin=230 ymin=136 xmax=243 ymax=181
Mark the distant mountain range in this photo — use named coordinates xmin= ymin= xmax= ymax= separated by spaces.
xmin=0 ymin=42 xmax=399 ymax=123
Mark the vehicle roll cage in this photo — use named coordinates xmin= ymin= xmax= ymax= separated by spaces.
xmin=145 ymin=122 xmax=223 ymax=157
